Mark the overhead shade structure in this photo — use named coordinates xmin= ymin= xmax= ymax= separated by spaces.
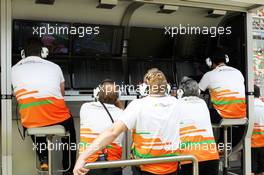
xmin=35 ymin=0 xmax=55 ymax=5
xmin=134 ymin=0 xmax=264 ymax=12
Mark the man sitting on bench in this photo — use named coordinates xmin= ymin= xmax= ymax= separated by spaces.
xmin=11 ymin=37 xmax=76 ymax=174
xmin=199 ymin=48 xmax=246 ymax=124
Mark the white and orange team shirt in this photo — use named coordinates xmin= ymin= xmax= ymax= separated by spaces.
xmin=252 ymin=98 xmax=264 ymax=148
xmin=199 ymin=65 xmax=246 ymax=119
xmin=79 ymin=102 xmax=123 ymax=162
xmin=178 ymin=97 xmax=219 ymax=163
xmin=120 ymin=96 xmax=181 ymax=175
xmin=11 ymin=56 xmax=70 ymax=128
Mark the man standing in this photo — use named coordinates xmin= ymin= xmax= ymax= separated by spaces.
xmin=79 ymin=80 xmax=124 ymax=175
xmin=11 ymin=37 xmax=76 ymax=174
xmin=251 ymin=85 xmax=264 ymax=175
xmin=199 ymin=48 xmax=246 ymax=123
xmin=73 ymin=68 xmax=181 ymax=175
xmin=177 ymin=77 xmax=219 ymax=175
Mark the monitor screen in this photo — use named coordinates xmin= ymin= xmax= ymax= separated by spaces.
xmin=72 ymin=24 xmax=122 ymax=56
xmin=175 ymin=61 xmax=203 ymax=83
xmin=128 ymin=27 xmax=174 ymax=58
xmin=72 ymin=58 xmax=123 ymax=89
xmin=128 ymin=60 xmax=174 ymax=85
xmin=13 ymin=20 xmax=70 ymax=55
xmin=174 ymin=34 xmax=209 ymax=61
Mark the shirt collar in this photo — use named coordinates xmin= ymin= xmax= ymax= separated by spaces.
xmin=93 ymin=102 xmax=116 ymax=108
xmin=16 ymin=56 xmax=43 ymax=66
xmin=181 ymin=96 xmax=200 ymax=101
xmin=215 ymin=63 xmax=226 ymax=69
xmin=24 ymin=56 xmax=42 ymax=60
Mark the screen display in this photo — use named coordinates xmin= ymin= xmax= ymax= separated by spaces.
xmin=72 ymin=58 xmax=123 ymax=89
xmin=128 ymin=60 xmax=174 ymax=85
xmin=13 ymin=20 xmax=70 ymax=55
xmin=175 ymin=61 xmax=203 ymax=83
xmin=128 ymin=27 xmax=174 ymax=58
xmin=72 ymin=25 xmax=122 ymax=56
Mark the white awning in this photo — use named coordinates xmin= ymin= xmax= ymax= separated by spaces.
xmin=134 ymin=0 xmax=264 ymax=12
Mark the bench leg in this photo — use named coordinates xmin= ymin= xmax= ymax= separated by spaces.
xmin=224 ymin=126 xmax=228 ymax=175
xmin=47 ymin=136 xmax=53 ymax=175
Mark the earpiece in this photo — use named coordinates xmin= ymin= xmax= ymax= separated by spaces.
xmin=166 ymin=84 xmax=171 ymax=95
xmin=138 ymin=83 xmax=149 ymax=97
xmin=225 ymin=54 xmax=229 ymax=63
xmin=21 ymin=49 xmax=26 ymax=59
xmin=177 ymin=89 xmax=184 ymax=99
xmin=93 ymin=86 xmax=101 ymax=100
xmin=41 ymin=47 xmax=49 ymax=58
xmin=205 ymin=57 xmax=212 ymax=68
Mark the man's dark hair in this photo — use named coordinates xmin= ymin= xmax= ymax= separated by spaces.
xmin=24 ymin=37 xmax=43 ymax=57
xmin=98 ymin=79 xmax=119 ymax=104
xmin=210 ymin=48 xmax=227 ymax=65
xmin=179 ymin=76 xmax=200 ymax=97
xmin=254 ymin=85 xmax=260 ymax=98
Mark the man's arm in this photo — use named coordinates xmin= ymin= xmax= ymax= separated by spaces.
xmin=199 ymin=73 xmax=210 ymax=92
xmin=60 ymin=82 xmax=65 ymax=96
xmin=73 ymin=120 xmax=128 ymax=175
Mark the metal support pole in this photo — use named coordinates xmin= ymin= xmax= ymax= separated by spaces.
xmin=1 ymin=0 xmax=12 ymax=175
xmin=85 ymin=155 xmax=199 ymax=175
xmin=244 ymin=11 xmax=254 ymax=175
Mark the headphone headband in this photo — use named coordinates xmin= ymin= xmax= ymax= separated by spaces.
xmin=20 ymin=47 xmax=49 ymax=59
xmin=205 ymin=54 xmax=229 ymax=68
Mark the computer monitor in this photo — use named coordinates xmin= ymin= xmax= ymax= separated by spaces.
xmin=175 ymin=61 xmax=203 ymax=84
xmin=13 ymin=20 xmax=70 ymax=55
xmin=128 ymin=60 xmax=174 ymax=86
xmin=72 ymin=24 xmax=123 ymax=57
xmin=72 ymin=58 xmax=124 ymax=89
xmin=128 ymin=27 xmax=174 ymax=59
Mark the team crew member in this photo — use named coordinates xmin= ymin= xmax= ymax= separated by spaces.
xmin=251 ymin=85 xmax=264 ymax=175
xmin=74 ymin=68 xmax=181 ymax=175
xmin=11 ymin=37 xmax=76 ymax=173
xmin=199 ymin=48 xmax=246 ymax=123
xmin=79 ymin=80 xmax=124 ymax=175
xmin=177 ymin=77 xmax=219 ymax=175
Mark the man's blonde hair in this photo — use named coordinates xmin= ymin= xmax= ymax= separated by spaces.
xmin=143 ymin=68 xmax=168 ymax=94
